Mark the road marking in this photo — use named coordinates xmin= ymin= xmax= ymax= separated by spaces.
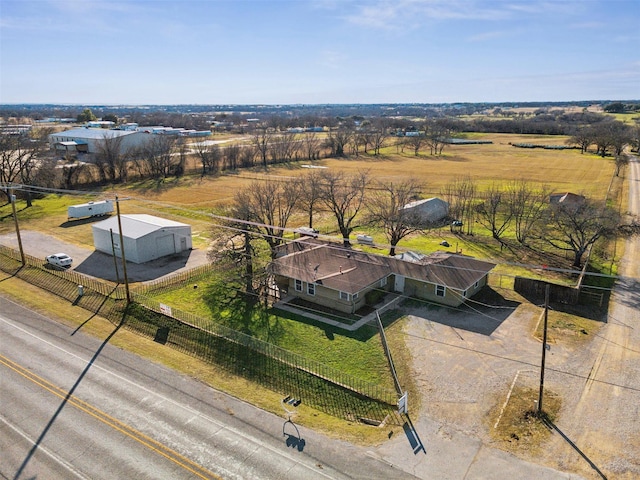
xmin=0 ymin=354 xmax=223 ymax=480
xmin=0 ymin=415 xmax=91 ymax=480
xmin=0 ymin=306 xmax=337 ymax=479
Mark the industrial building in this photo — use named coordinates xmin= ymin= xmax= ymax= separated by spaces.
xmin=92 ymin=214 xmax=192 ymax=264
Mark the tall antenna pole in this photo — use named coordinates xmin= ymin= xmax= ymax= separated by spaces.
xmin=538 ymin=284 xmax=550 ymax=415
xmin=115 ymin=196 xmax=131 ymax=304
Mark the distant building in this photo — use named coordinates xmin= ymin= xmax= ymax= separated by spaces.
xmin=400 ymin=197 xmax=449 ymax=223
xmin=48 ymin=128 xmax=154 ymax=155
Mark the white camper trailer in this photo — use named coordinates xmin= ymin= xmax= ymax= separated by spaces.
xmin=67 ymin=200 xmax=114 ymax=220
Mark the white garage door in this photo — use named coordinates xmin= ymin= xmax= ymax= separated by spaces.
xmin=155 ymin=234 xmax=175 ymax=257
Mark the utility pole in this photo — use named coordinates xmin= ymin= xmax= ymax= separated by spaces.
xmin=538 ymin=284 xmax=550 ymax=415
xmin=9 ymin=188 xmax=25 ymax=265
xmin=115 ymin=196 xmax=131 ymax=304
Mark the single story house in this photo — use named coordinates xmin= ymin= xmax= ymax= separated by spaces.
xmin=269 ymin=241 xmax=495 ymax=314
xmin=400 ymin=197 xmax=449 ymax=223
xmin=92 ymin=214 xmax=192 ymax=264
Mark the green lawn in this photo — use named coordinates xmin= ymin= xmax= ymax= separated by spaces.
xmin=147 ymin=269 xmax=395 ymax=389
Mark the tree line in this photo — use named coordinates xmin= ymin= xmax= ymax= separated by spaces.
xmin=210 ymin=171 xmax=618 ymax=300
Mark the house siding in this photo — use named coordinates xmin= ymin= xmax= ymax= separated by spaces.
xmin=280 ymin=277 xmax=379 ymax=314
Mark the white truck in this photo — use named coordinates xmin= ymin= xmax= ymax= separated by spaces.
xmin=67 ymin=200 xmax=114 ymax=220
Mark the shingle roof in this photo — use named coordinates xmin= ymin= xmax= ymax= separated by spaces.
xmin=270 ymin=242 xmax=495 ymax=294
xmin=271 ymin=244 xmax=391 ymax=294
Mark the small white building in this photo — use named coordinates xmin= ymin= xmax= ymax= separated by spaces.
xmin=401 ymin=197 xmax=449 ymax=223
xmin=92 ymin=214 xmax=192 ymax=264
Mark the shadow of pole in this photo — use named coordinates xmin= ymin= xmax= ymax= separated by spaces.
xmin=13 ymin=314 xmax=124 ymax=480
xmin=543 ymin=418 xmax=608 ymax=480
xmin=402 ymin=414 xmax=426 ymax=455
xmin=71 ymin=284 xmax=121 ymax=336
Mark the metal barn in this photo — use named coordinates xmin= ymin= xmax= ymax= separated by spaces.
xmin=92 ymin=214 xmax=192 ymax=264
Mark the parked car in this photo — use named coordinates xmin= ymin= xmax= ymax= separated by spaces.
xmin=46 ymin=253 xmax=73 ymax=268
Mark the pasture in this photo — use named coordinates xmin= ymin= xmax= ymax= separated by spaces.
xmin=159 ymin=132 xmax=615 ymax=203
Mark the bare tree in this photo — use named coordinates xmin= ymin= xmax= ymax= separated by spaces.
xmin=476 ymin=183 xmax=513 ymax=245
xmin=0 ymin=131 xmax=42 ymax=203
xmin=296 ymin=170 xmax=323 ymax=229
xmin=239 ymin=144 xmax=256 ymax=168
xmin=319 ymin=170 xmax=369 ymax=246
xmin=193 ymin=141 xmax=222 ymax=176
xmin=506 ymin=180 xmax=550 ymax=245
xmin=368 ymin=129 xmax=387 ymax=156
xmin=405 ymin=133 xmax=424 ymax=156
xmin=366 ymin=180 xmax=425 ymax=255
xmin=425 ymin=119 xmax=451 ymax=155
xmin=234 ymin=180 xmax=302 ymax=258
xmin=94 ymin=132 xmax=126 ymax=183
xmin=325 ymin=127 xmax=351 ymax=157
xmin=567 ymin=126 xmax=595 ymax=153
xmin=302 ymin=132 xmax=321 ymax=160
xmin=614 ymin=154 xmax=629 ymax=177
xmin=541 ymin=199 xmax=619 ymax=268
xmin=592 ymin=120 xmax=630 ymax=157
xmin=225 ymin=143 xmax=241 ymax=170
xmin=211 ymin=203 xmax=258 ymax=295
xmin=253 ymin=128 xmax=271 ymax=168
xmin=440 ymin=176 xmax=477 ymax=235
xmin=137 ymin=135 xmax=177 ymax=179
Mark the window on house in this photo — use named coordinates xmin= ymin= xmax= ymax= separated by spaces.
xmin=340 ymin=291 xmax=349 ymax=301
xmin=353 ymin=292 xmax=359 ymax=300
xmin=294 ymin=279 xmax=302 ymax=292
xmin=436 ymin=285 xmax=446 ymax=297
xmin=475 ymin=280 xmax=479 ymax=288
xmin=307 ymin=283 xmax=315 ymax=296
xmin=463 ymin=289 xmax=468 ymax=297
xmin=380 ymin=277 xmax=387 ymax=287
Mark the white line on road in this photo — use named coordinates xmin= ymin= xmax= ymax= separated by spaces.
xmin=0 ymin=414 xmax=92 ymax=480
xmin=0 ymin=307 xmax=337 ymax=479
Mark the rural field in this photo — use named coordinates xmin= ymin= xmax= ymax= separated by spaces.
xmin=0 ymin=130 xmax=630 ymax=478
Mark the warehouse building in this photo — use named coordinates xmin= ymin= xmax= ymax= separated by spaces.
xmin=92 ymin=214 xmax=192 ymax=264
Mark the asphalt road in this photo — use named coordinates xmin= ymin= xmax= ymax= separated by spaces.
xmin=0 ymin=296 xmax=414 ymax=480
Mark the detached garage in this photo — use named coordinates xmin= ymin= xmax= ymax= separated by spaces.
xmin=92 ymin=214 xmax=192 ymax=264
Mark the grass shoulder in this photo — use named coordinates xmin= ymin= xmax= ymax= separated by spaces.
xmin=0 ymin=273 xmax=398 ymax=445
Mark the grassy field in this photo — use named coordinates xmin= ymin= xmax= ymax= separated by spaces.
xmin=0 ymin=132 xmax=618 ymax=250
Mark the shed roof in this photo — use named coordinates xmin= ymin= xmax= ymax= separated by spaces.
xmin=93 ymin=214 xmax=190 ymax=239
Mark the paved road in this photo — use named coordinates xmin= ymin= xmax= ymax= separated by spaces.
xmin=0 ymin=296 xmax=414 ymax=480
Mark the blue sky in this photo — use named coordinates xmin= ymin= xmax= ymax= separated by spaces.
xmin=1 ymin=0 xmax=639 ymax=104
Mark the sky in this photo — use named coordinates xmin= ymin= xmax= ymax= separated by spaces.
xmin=1 ymin=0 xmax=639 ymax=105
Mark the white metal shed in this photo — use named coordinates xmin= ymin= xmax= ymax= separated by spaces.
xmin=92 ymin=214 xmax=192 ymax=264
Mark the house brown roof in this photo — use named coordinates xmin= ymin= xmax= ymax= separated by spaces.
xmin=270 ymin=243 xmax=391 ymax=294
xmin=387 ymin=251 xmax=495 ymax=291
xmin=270 ymin=242 xmax=495 ymax=294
